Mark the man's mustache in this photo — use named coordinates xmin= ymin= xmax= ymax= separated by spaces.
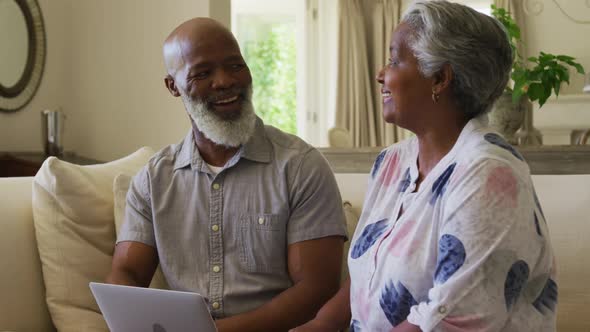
xmin=206 ymin=88 xmax=249 ymax=103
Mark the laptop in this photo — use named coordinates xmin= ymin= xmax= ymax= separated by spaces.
xmin=90 ymin=282 xmax=217 ymax=332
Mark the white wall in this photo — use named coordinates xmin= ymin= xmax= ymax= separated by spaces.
xmin=0 ymin=0 xmax=229 ymax=161
xmin=524 ymin=0 xmax=590 ymax=95
xmin=0 ymin=0 xmax=70 ymax=152
xmin=64 ymin=0 xmax=210 ymax=161
xmin=524 ymin=1 xmax=590 ymax=144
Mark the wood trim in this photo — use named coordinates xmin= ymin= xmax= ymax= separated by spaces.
xmin=318 ymin=146 xmax=590 ymax=175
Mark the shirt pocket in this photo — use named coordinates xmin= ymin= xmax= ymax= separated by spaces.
xmin=238 ymin=213 xmax=287 ymax=274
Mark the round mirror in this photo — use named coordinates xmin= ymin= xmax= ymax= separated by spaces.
xmin=0 ymin=0 xmax=46 ymax=112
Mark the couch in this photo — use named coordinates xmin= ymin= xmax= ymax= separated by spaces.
xmin=1 ymin=154 xmax=589 ymax=331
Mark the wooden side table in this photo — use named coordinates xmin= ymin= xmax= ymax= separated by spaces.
xmin=0 ymin=152 xmax=100 ymax=177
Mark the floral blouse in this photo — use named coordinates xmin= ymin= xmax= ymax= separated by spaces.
xmin=348 ymin=117 xmax=557 ymax=332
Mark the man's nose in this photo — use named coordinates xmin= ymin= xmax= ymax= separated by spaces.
xmin=211 ymin=68 xmax=237 ymax=89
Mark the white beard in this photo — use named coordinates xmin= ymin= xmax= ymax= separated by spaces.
xmin=181 ymin=87 xmax=257 ymax=148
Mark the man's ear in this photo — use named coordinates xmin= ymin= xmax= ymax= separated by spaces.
xmin=433 ymin=63 xmax=453 ymax=94
xmin=164 ymin=75 xmax=181 ymax=97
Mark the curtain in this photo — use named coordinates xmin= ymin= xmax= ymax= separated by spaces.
xmin=334 ymin=0 xmax=405 ymax=147
xmin=335 ymin=0 xmax=377 ymax=147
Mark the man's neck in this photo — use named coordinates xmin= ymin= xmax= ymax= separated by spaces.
xmin=192 ymin=127 xmax=240 ymax=167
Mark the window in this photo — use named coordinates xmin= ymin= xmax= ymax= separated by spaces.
xmin=232 ymin=0 xmax=336 ymax=146
xmin=231 ymin=0 xmax=299 ymax=136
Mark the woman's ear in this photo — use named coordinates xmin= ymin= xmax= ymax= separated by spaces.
xmin=433 ymin=63 xmax=453 ymax=94
xmin=164 ymin=75 xmax=181 ymax=97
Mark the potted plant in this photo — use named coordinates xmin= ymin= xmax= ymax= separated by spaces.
xmin=490 ymin=5 xmax=585 ymax=144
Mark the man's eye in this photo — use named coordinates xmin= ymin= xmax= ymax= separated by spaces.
xmin=194 ymin=71 xmax=210 ymax=79
xmin=388 ymin=58 xmax=398 ymax=66
xmin=229 ymin=63 xmax=245 ymax=71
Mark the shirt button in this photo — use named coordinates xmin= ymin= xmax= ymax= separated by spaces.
xmin=212 ymin=183 xmax=220 ymax=190
xmin=258 ymin=217 xmax=265 ymax=225
xmin=212 ymin=265 xmax=221 ymax=273
xmin=438 ymin=305 xmax=447 ymax=314
xmin=212 ymin=302 xmax=220 ymax=309
xmin=211 ymin=225 xmax=219 ymax=232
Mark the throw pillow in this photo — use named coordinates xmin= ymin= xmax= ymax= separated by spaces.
xmin=32 ymin=147 xmax=154 ymax=332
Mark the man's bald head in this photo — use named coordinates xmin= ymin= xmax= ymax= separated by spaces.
xmin=163 ymin=17 xmax=240 ymax=78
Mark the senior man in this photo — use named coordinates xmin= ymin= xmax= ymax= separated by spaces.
xmin=106 ymin=17 xmax=347 ymax=332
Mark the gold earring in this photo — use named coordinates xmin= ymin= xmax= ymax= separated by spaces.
xmin=432 ymin=89 xmax=440 ymax=103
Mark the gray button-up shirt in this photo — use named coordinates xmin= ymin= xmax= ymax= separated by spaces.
xmin=118 ymin=118 xmax=347 ymax=318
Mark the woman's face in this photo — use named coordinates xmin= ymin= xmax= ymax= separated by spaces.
xmin=377 ymin=23 xmax=434 ymax=129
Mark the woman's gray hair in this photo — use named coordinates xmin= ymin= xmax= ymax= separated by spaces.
xmin=402 ymin=0 xmax=513 ymax=118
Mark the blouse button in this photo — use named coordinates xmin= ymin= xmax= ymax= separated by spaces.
xmin=438 ymin=305 xmax=447 ymax=314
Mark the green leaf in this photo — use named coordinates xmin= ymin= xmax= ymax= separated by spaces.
xmin=540 ymin=84 xmax=552 ymax=107
xmin=573 ymin=63 xmax=585 ymax=75
xmin=554 ymin=79 xmax=561 ymax=97
xmin=527 ymin=83 xmax=544 ymax=102
xmin=556 ymin=55 xmax=574 ymax=62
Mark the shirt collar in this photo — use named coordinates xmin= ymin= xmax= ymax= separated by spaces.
xmin=240 ymin=117 xmax=272 ymax=163
xmin=173 ymin=116 xmax=272 ymax=171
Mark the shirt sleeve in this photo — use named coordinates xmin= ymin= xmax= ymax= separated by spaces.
xmin=117 ymin=165 xmax=157 ymax=247
xmin=407 ymin=158 xmax=546 ymax=331
xmin=286 ymin=148 xmax=348 ymax=244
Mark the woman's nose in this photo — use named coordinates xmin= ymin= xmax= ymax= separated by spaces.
xmin=376 ymin=67 xmax=385 ymax=84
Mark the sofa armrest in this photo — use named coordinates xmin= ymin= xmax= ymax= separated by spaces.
xmin=0 ymin=177 xmax=54 ymax=331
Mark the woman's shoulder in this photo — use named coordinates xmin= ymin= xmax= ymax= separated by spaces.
xmin=371 ymin=138 xmax=417 ymax=173
xmin=457 ymin=130 xmax=529 ymax=172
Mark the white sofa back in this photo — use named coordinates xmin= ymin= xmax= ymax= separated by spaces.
xmin=335 ymin=173 xmax=590 ymax=332
xmin=0 ymin=177 xmax=54 ymax=331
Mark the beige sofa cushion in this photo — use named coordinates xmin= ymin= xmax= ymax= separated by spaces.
xmin=113 ymin=173 xmax=168 ymax=289
xmin=0 ymin=177 xmax=54 ymax=332
xmin=341 ymin=201 xmax=359 ymax=281
xmin=32 ymin=147 xmax=154 ymax=332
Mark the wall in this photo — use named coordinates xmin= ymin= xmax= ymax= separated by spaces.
xmin=524 ymin=0 xmax=590 ymax=95
xmin=0 ymin=0 xmax=70 ymax=152
xmin=65 ymin=0 xmax=214 ymax=161
xmin=523 ymin=1 xmax=590 ymax=144
xmin=0 ymin=0 xmax=229 ymax=161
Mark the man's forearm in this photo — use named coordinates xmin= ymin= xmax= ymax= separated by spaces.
xmin=105 ymin=269 xmax=145 ymax=287
xmin=215 ymin=278 xmax=339 ymax=332
xmin=311 ymin=278 xmax=351 ymax=329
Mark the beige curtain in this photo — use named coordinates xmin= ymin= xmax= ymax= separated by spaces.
xmin=335 ymin=0 xmax=376 ymax=147
xmin=335 ymin=0 xmax=405 ymax=147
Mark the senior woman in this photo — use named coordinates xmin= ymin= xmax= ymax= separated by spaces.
xmin=292 ymin=1 xmax=557 ymax=331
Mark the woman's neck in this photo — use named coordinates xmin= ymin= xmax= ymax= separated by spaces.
xmin=415 ymin=115 xmax=469 ymax=185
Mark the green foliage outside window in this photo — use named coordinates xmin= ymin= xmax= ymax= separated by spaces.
xmin=243 ymin=24 xmax=297 ymax=134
